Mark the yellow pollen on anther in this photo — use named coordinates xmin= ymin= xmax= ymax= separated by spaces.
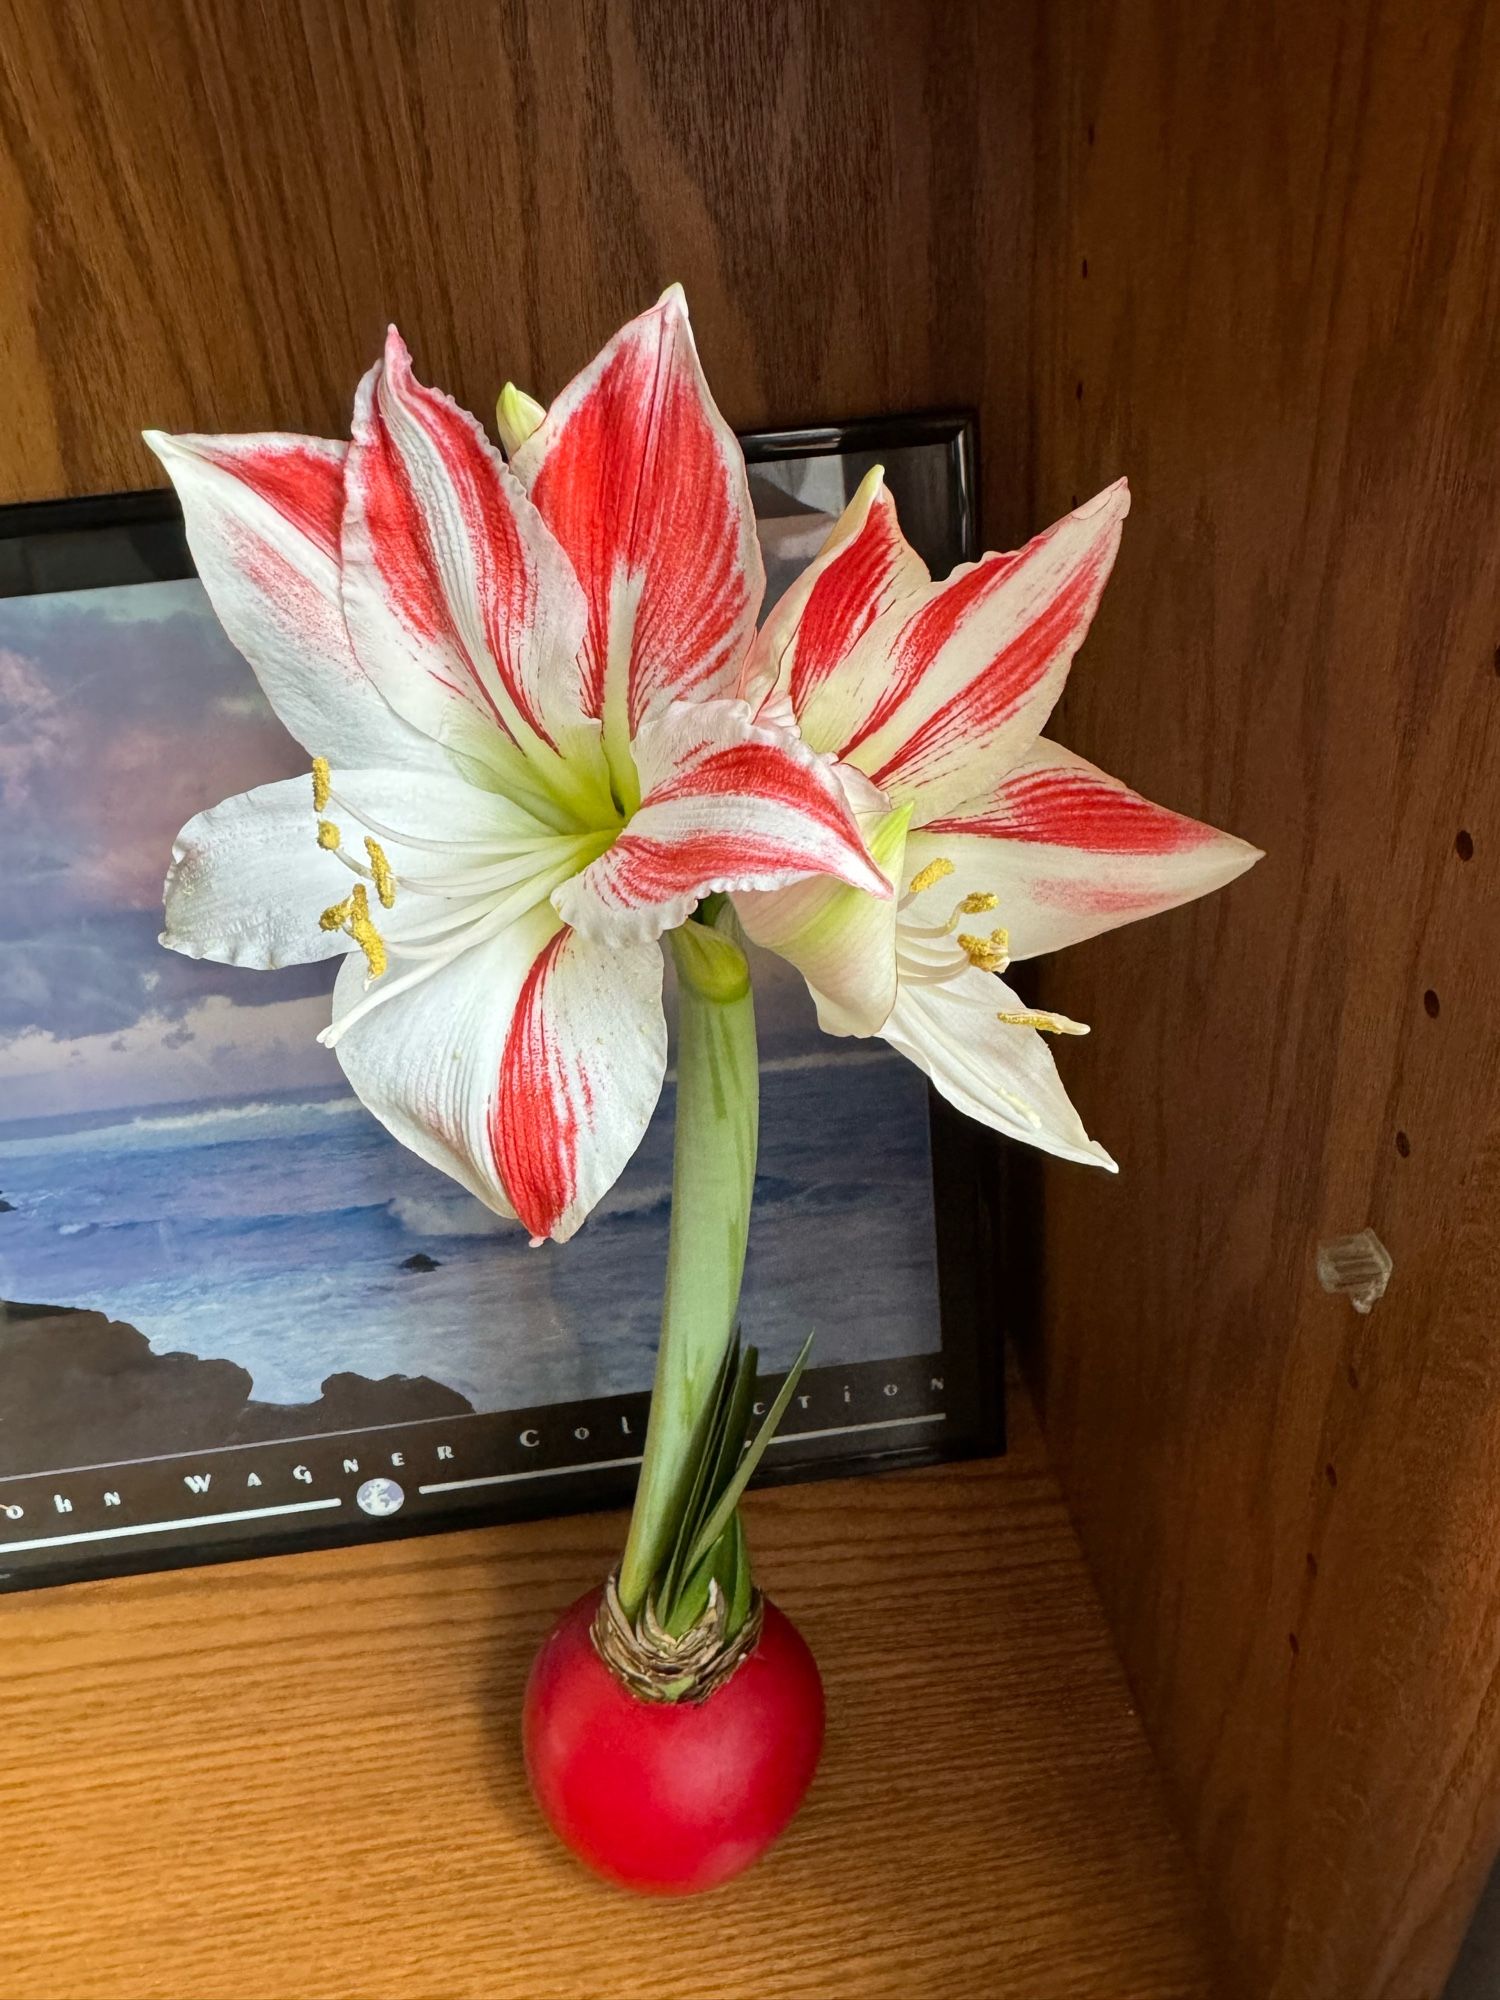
xmin=995 ymin=1009 xmax=1086 ymax=1036
xmin=311 ymin=757 xmax=332 ymax=814
xmin=959 ymin=891 xmax=999 ymax=914
xmin=345 ymin=883 xmax=388 ymax=978
xmin=907 ymin=857 xmax=955 ymax=896
xmin=317 ymin=820 xmax=341 ymax=850
xmin=364 ymin=837 xmax=397 ymax=909
xmin=319 ymin=897 xmax=352 ymax=933
xmin=957 ymin=932 xmax=1009 ymax=973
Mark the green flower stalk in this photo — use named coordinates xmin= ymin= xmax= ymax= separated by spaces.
xmin=617 ymin=913 xmax=760 ymax=1620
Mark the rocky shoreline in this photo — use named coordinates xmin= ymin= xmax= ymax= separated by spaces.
xmin=0 ymin=1297 xmax=475 ymax=1478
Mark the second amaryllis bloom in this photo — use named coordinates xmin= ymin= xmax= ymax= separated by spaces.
xmin=148 ymin=291 xmax=887 ymax=1244
xmin=733 ymin=469 xmax=1262 ymax=1166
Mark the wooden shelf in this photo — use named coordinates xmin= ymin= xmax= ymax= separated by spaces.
xmin=0 ymin=1379 xmax=1216 ymax=1999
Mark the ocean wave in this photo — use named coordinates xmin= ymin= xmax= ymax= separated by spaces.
xmin=388 ymin=1193 xmax=508 ymax=1239
xmin=1 ymin=1093 xmax=364 ymax=1157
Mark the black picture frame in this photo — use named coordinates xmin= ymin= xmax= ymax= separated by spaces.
xmin=0 ymin=411 xmax=1016 ymax=1593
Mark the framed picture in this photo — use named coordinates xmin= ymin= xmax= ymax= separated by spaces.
xmin=0 ymin=411 xmax=1014 ymax=1592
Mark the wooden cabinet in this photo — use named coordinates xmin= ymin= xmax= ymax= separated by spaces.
xmin=3 ymin=4 xmax=1498 ymax=1994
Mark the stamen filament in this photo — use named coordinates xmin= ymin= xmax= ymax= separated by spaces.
xmin=316 ymin=956 xmax=450 ymax=1048
xmin=384 ymin=895 xmax=498 ymax=946
xmin=394 ymin=850 xmax=577 ymax=898
xmin=323 ymin=787 xmax=560 ymax=856
xmin=318 ymin=855 xmax=584 ymax=1048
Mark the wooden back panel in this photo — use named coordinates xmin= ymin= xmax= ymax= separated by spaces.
xmin=1028 ymin=5 xmax=1500 ymax=1994
xmin=0 ymin=0 xmax=1031 ymax=510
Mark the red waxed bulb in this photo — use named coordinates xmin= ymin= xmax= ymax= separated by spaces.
xmin=523 ymin=1585 xmax=825 ymax=1894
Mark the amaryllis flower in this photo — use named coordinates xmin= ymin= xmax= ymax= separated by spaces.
xmin=731 ymin=470 xmax=1261 ymax=1168
xmin=148 ymin=291 xmax=887 ymax=1242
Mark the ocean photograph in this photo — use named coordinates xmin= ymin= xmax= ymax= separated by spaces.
xmin=0 ymin=532 xmax=942 ymax=1462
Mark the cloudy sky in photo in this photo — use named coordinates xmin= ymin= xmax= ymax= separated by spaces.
xmin=0 ymin=579 xmax=346 ymax=1125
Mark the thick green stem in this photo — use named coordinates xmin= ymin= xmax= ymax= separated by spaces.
xmin=616 ymin=922 xmax=759 ymax=1618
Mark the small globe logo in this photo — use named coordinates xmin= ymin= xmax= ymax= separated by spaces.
xmin=356 ymin=1477 xmax=405 ymax=1517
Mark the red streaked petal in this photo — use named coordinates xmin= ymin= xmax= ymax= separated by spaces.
xmin=329 ymin=902 xmax=664 ymax=1243
xmin=513 ymin=287 xmax=764 ymax=771
xmin=340 ymin=329 xmax=598 ymax=790
xmin=164 ymin=433 xmax=346 ymax=555
xmin=553 ymin=699 xmax=890 ymax=945
xmin=799 ymin=482 xmax=1130 ymax=822
xmin=493 ymin=926 xmax=666 ymax=1242
xmin=741 ymin=467 xmax=927 ymax=731
xmin=909 ymin=738 xmax=1262 ymax=959
xmin=145 ymin=428 xmax=443 ymax=770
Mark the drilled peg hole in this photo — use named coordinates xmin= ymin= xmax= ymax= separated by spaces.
xmin=1325 ymin=1463 xmax=1338 ymax=1488
xmin=1075 ymin=380 xmax=1084 ymax=402
xmin=1081 ymin=256 xmax=1089 ymax=278
xmin=1424 ymin=989 xmax=1441 ymax=1018
xmin=1395 ymin=1130 xmax=1411 ymax=1157
xmin=1456 ymin=829 xmax=1474 ymax=860
xmin=1288 ymin=1632 xmax=1300 ymax=1657
xmin=1087 ymin=121 xmax=1096 ymax=145
xmin=1347 ymin=1364 xmax=1360 ymax=1390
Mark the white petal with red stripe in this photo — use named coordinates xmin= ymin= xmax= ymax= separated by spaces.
xmin=800 ymin=481 xmax=1130 ymax=823
xmin=144 ymin=430 xmax=444 ymax=770
xmin=741 ymin=466 xmax=927 ymax=727
xmin=882 ymin=966 xmax=1116 ymax=1170
xmin=339 ymin=329 xmax=606 ymax=818
xmin=513 ymin=286 xmax=764 ymax=802
xmin=554 ymin=698 xmax=890 ymax=945
xmin=328 ymin=901 xmax=666 ymax=1242
xmin=911 ymin=738 xmax=1263 ymax=959
xmin=493 ymin=923 xmax=667 ymax=1242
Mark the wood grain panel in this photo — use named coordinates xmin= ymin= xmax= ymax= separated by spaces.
xmin=0 ymin=0 xmax=1033 ymax=524
xmin=1028 ymin=6 xmax=1500 ymax=1995
xmin=0 ymin=1403 xmax=1218 ymax=2000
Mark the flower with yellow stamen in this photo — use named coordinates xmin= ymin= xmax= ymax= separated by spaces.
xmin=152 ymin=292 xmax=890 ymax=1245
xmin=733 ymin=462 xmax=1260 ymax=1173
